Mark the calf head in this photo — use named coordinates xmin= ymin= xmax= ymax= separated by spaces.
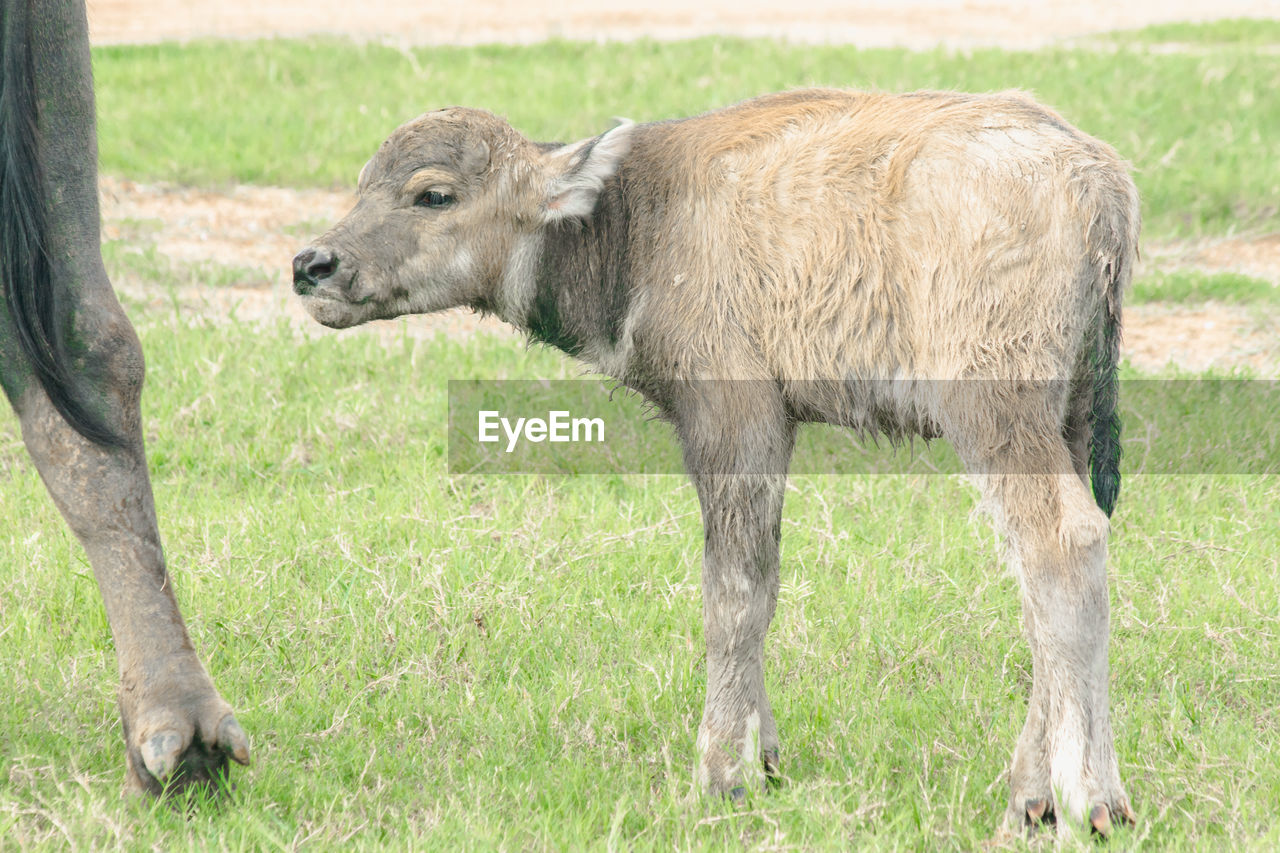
xmin=293 ymin=107 xmax=634 ymax=329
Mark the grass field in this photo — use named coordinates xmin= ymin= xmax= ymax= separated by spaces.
xmin=92 ymin=34 xmax=1280 ymax=240
xmin=2 ymin=24 xmax=1279 ymax=850
xmin=1099 ymin=16 xmax=1280 ymax=46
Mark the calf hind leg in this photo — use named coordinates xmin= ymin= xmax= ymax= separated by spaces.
xmin=962 ymin=434 xmax=1132 ymax=835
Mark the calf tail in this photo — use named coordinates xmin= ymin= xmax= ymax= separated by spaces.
xmin=1089 ymin=282 xmax=1123 ymax=517
xmin=0 ymin=0 xmax=120 ymax=446
xmin=1087 ymin=179 xmax=1138 ymax=517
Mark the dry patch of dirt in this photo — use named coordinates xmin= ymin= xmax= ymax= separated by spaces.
xmin=1148 ymin=233 xmax=1280 ymax=285
xmin=102 ymin=178 xmax=353 ymax=276
xmin=100 ymin=178 xmax=1280 ymax=375
xmin=1125 ymin=303 xmax=1279 ymax=374
xmin=86 ymin=0 xmax=1280 ymax=50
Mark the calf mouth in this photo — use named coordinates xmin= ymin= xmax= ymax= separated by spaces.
xmin=297 ymin=290 xmax=366 ymax=329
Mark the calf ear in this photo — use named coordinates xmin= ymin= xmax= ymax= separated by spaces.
xmin=543 ymin=119 xmax=635 ymax=222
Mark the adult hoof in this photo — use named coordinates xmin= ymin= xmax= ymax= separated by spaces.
xmin=122 ymin=676 xmax=250 ymax=800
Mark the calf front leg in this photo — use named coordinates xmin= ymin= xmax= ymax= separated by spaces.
xmin=676 ymin=386 xmax=793 ymax=795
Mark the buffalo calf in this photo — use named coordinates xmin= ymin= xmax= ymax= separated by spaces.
xmin=295 ymin=88 xmax=1139 ymax=835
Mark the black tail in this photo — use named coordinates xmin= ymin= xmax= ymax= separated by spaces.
xmin=1089 ymin=262 xmax=1124 ymax=517
xmin=0 ymin=1 xmax=121 ymax=446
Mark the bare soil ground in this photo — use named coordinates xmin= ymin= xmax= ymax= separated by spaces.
xmin=91 ymin=1 xmax=1280 ymax=374
xmin=87 ymin=0 xmax=1280 ymax=49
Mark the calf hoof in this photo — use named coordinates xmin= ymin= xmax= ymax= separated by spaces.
xmin=762 ymin=747 xmax=780 ymax=781
xmin=1004 ymin=794 xmax=1055 ymax=836
xmin=700 ymin=745 xmax=781 ymax=799
xmin=1089 ymin=800 xmax=1137 ymax=838
xmin=1005 ymin=795 xmax=1135 ymax=839
xmin=1025 ymin=796 xmax=1053 ymax=826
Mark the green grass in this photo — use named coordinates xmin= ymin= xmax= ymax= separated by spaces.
xmin=1131 ymin=270 xmax=1280 ymax=304
xmin=91 ymin=28 xmax=1280 ymax=239
xmin=1104 ymin=17 xmax=1280 ymax=46
xmin=1 ymin=309 xmax=1278 ymax=849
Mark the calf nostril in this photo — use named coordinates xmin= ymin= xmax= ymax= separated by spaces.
xmin=292 ymin=246 xmax=338 ymax=294
xmin=306 ymin=247 xmax=337 ymax=280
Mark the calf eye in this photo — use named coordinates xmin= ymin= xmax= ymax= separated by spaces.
xmin=416 ymin=190 xmax=455 ymax=208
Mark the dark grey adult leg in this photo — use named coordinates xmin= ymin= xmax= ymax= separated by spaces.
xmin=0 ymin=0 xmax=248 ymax=795
xmin=674 ymin=381 xmax=794 ymax=795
